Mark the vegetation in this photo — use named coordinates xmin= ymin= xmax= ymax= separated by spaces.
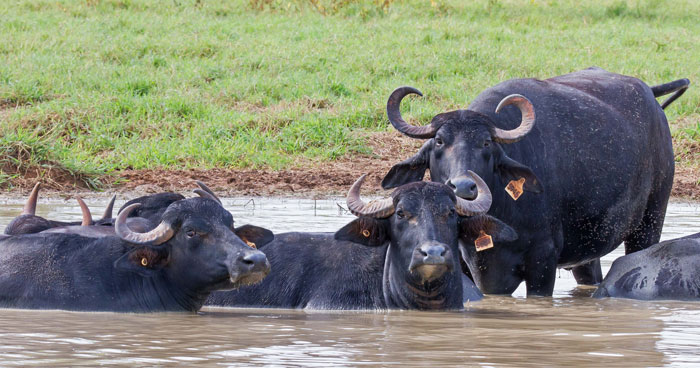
xmin=0 ymin=0 xmax=698 ymax=188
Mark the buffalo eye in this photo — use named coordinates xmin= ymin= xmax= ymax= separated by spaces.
xmin=449 ymin=208 xmax=456 ymax=216
xmin=483 ymin=140 xmax=491 ymax=148
xmin=186 ymin=229 xmax=196 ymax=238
xmin=396 ymin=209 xmax=406 ymax=219
xmin=435 ymin=137 xmax=444 ymax=147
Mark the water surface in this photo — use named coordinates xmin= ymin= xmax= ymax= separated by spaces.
xmin=0 ymin=197 xmax=698 ymax=366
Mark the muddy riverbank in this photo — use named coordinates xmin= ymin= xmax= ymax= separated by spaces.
xmin=1 ymin=132 xmax=698 ymax=200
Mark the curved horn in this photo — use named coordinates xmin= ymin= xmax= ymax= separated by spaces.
xmin=115 ymin=204 xmax=175 ymax=245
xmin=194 ymin=189 xmax=219 ymax=203
xmin=22 ymin=182 xmax=41 ymax=215
xmin=455 ymin=171 xmax=492 ymax=216
xmin=194 ymin=180 xmax=222 ymax=204
xmin=102 ymin=195 xmax=116 ymax=220
xmin=387 ymin=86 xmax=437 ymax=139
xmin=346 ymin=174 xmax=395 ymax=218
xmin=76 ymin=197 xmax=93 ymax=226
xmin=491 ymin=94 xmax=535 ymax=144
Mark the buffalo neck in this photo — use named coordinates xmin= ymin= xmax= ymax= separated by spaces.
xmin=114 ymin=269 xmax=209 ymax=312
xmin=106 ymin=242 xmax=210 ymax=312
xmin=381 ymin=244 xmax=463 ymax=310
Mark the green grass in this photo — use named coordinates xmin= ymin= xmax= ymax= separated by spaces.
xmin=1 ymin=0 xmax=699 ymax=188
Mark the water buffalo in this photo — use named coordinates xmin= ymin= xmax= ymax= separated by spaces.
xmin=381 ymin=67 xmax=686 ymax=296
xmin=593 ymin=233 xmax=700 ymax=300
xmin=4 ymin=183 xmax=115 ymax=236
xmin=0 ymin=197 xmax=271 ymax=312
xmin=18 ymin=182 xmax=215 ymax=238
xmin=207 ymin=174 xmax=517 ymax=310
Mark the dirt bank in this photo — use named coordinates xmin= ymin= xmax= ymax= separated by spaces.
xmin=2 ymin=131 xmax=698 ymax=201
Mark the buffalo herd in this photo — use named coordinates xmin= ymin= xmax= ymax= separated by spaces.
xmin=0 ymin=68 xmax=695 ymax=312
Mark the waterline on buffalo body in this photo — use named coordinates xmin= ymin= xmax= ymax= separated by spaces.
xmin=0 ymin=198 xmax=698 ymax=366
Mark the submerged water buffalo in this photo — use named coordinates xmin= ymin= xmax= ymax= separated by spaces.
xmin=208 ymin=173 xmax=517 ymax=310
xmin=4 ymin=183 xmax=115 ymax=235
xmin=593 ymin=233 xmax=700 ymax=300
xmin=381 ymin=67 xmax=687 ymax=296
xmin=0 ymin=197 xmax=271 ymax=312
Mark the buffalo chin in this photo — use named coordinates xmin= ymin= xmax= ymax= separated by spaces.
xmin=230 ymin=271 xmax=269 ymax=288
xmin=412 ymin=264 xmax=448 ymax=282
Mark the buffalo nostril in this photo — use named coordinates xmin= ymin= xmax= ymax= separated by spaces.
xmin=419 ymin=244 xmax=447 ymax=258
xmin=242 ymin=252 xmax=267 ymax=265
xmin=469 ymin=182 xmax=477 ymax=192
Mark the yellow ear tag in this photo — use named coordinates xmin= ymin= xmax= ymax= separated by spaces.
xmin=505 ymin=177 xmax=526 ymax=201
xmin=362 ymin=229 xmax=371 ymax=238
xmin=475 ymin=231 xmax=494 ymax=252
xmin=245 ymin=240 xmax=257 ymax=249
xmin=141 ymin=257 xmax=148 ymax=267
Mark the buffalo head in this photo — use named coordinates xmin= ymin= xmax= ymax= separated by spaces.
xmin=114 ymin=197 xmax=273 ymax=291
xmin=335 ymin=173 xmax=516 ymax=309
xmin=381 ymin=87 xmax=543 ymax=199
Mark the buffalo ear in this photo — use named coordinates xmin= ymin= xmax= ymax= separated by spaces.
xmin=459 ymin=214 xmax=518 ymax=243
xmin=335 ymin=217 xmax=390 ymax=246
xmin=497 ymin=154 xmax=543 ymax=193
xmin=235 ymin=225 xmax=275 ymax=249
xmin=114 ymin=246 xmax=170 ymax=277
xmin=381 ymin=141 xmax=431 ymax=189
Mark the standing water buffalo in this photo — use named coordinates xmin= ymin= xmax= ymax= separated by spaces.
xmin=593 ymin=233 xmax=700 ymax=300
xmin=207 ymin=173 xmax=517 ymax=310
xmin=0 ymin=197 xmax=271 ymax=312
xmin=381 ymin=67 xmax=687 ymax=296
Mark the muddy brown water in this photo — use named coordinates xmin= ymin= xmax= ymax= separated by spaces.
xmin=0 ymin=197 xmax=698 ymax=367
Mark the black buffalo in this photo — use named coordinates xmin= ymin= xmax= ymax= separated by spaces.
xmin=4 ymin=183 xmax=115 ymax=235
xmin=593 ymin=233 xmax=700 ymax=300
xmin=10 ymin=182 xmax=218 ymax=239
xmin=208 ymin=174 xmax=516 ymax=310
xmin=0 ymin=197 xmax=271 ymax=312
xmin=381 ymin=68 xmax=686 ymax=296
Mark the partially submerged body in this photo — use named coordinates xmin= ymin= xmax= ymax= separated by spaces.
xmin=208 ymin=232 xmax=485 ymax=310
xmin=209 ymin=176 xmax=514 ymax=310
xmin=0 ymin=197 xmax=271 ymax=312
xmin=593 ymin=233 xmax=700 ymax=301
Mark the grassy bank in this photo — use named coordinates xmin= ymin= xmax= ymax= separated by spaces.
xmin=0 ymin=0 xmax=698 ymax=190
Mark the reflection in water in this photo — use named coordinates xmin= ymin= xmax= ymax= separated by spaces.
xmin=0 ymin=197 xmax=698 ymax=366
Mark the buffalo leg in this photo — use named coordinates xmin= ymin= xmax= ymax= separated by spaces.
xmin=524 ymin=241 xmax=557 ymax=297
xmin=624 ymin=192 xmax=669 ymax=255
xmin=570 ymin=258 xmax=603 ymax=286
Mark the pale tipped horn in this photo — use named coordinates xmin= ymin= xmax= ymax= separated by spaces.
xmin=455 ymin=171 xmax=492 ymax=216
xmin=346 ymin=174 xmax=395 ymax=218
xmin=115 ymin=203 xmax=175 ymax=245
xmin=22 ymin=182 xmax=41 ymax=215
xmin=491 ymin=94 xmax=535 ymax=144
xmin=194 ymin=180 xmax=222 ymax=204
xmin=387 ymin=86 xmax=437 ymax=139
xmin=102 ymin=195 xmax=116 ymax=220
xmin=76 ymin=197 xmax=93 ymax=226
